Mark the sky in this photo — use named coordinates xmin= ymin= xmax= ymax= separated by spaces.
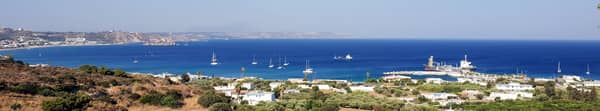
xmin=1 ymin=0 xmax=599 ymax=40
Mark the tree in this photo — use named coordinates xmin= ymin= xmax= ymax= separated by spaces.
xmin=181 ymin=74 xmax=190 ymax=83
xmin=209 ymin=103 xmax=233 ymax=111
xmin=198 ymin=93 xmax=229 ymax=107
xmin=544 ymin=81 xmax=556 ymax=98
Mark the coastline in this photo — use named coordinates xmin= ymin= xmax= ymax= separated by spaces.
xmin=0 ymin=43 xmax=125 ymax=51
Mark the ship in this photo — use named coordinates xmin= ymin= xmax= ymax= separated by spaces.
xmin=210 ymin=52 xmax=219 ymax=66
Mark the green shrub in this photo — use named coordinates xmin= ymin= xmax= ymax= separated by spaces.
xmin=10 ymin=103 xmax=22 ymax=111
xmin=209 ymin=103 xmax=233 ymax=111
xmin=11 ymin=83 xmax=40 ymax=94
xmin=198 ymin=93 xmax=229 ymax=107
xmin=41 ymin=94 xmax=91 ymax=111
xmin=139 ymin=91 xmax=183 ymax=108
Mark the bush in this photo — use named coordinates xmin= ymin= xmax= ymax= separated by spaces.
xmin=318 ymin=103 xmax=340 ymax=111
xmin=139 ymin=92 xmax=183 ymax=108
xmin=10 ymin=103 xmax=22 ymax=111
xmin=209 ymin=103 xmax=233 ymax=111
xmin=11 ymin=83 xmax=40 ymax=94
xmin=198 ymin=93 xmax=229 ymax=107
xmin=41 ymin=94 xmax=91 ymax=111
xmin=114 ymin=69 xmax=127 ymax=77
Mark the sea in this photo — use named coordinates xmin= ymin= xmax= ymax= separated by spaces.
xmin=2 ymin=39 xmax=599 ymax=82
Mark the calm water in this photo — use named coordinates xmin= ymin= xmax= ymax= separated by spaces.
xmin=2 ymin=39 xmax=599 ymax=81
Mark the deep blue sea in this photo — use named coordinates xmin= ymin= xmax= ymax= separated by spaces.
xmin=1 ymin=39 xmax=599 ymax=81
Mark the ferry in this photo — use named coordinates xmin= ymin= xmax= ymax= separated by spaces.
xmin=210 ymin=52 xmax=219 ymax=66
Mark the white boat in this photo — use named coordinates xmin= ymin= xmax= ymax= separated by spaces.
xmin=459 ymin=55 xmax=476 ymax=70
xmin=251 ymin=55 xmax=258 ymax=65
xmin=587 ymin=64 xmax=591 ymax=75
xmin=268 ymin=58 xmax=274 ymax=68
xmin=302 ymin=60 xmax=313 ymax=74
xmin=333 ymin=53 xmax=353 ymax=61
xmin=277 ymin=57 xmax=284 ymax=69
xmin=283 ymin=56 xmax=290 ymax=66
xmin=133 ymin=57 xmax=139 ymax=64
xmin=210 ymin=52 xmax=219 ymax=66
xmin=345 ymin=54 xmax=353 ymax=60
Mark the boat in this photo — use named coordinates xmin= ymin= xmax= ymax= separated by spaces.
xmin=283 ymin=56 xmax=290 ymax=66
xmin=251 ymin=55 xmax=258 ymax=65
xmin=333 ymin=53 xmax=353 ymax=61
xmin=459 ymin=54 xmax=476 ymax=70
xmin=587 ymin=64 xmax=591 ymax=75
xmin=210 ymin=52 xmax=219 ymax=66
xmin=557 ymin=62 xmax=562 ymax=74
xmin=302 ymin=60 xmax=313 ymax=74
xmin=268 ymin=58 xmax=274 ymax=68
xmin=133 ymin=57 xmax=139 ymax=64
xmin=277 ymin=57 xmax=284 ymax=69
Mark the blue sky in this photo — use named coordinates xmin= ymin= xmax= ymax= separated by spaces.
xmin=1 ymin=0 xmax=599 ymax=40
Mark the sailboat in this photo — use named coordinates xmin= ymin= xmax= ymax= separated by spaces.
xmin=277 ymin=57 xmax=284 ymax=69
xmin=268 ymin=58 xmax=274 ymax=68
xmin=302 ymin=60 xmax=313 ymax=74
xmin=283 ymin=56 xmax=289 ymax=66
xmin=587 ymin=64 xmax=591 ymax=75
xmin=133 ymin=57 xmax=139 ymax=64
xmin=557 ymin=62 xmax=562 ymax=74
xmin=251 ymin=55 xmax=258 ymax=65
xmin=210 ymin=52 xmax=219 ymax=66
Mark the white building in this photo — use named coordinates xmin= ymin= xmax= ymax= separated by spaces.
xmin=349 ymin=85 xmax=375 ymax=92
xmin=425 ymin=78 xmax=445 ymax=84
xmin=421 ymin=93 xmax=458 ymax=100
xmin=315 ymin=84 xmax=332 ymax=90
xmin=383 ymin=75 xmax=411 ymax=81
xmin=438 ymin=99 xmax=463 ymax=106
xmin=284 ymin=89 xmax=300 ymax=94
xmin=269 ymin=82 xmax=283 ymax=90
xmin=297 ymin=84 xmax=311 ymax=89
xmin=214 ymin=85 xmax=235 ymax=96
xmin=457 ymin=77 xmax=488 ymax=86
xmin=288 ymin=78 xmax=306 ymax=83
xmin=487 ymin=92 xmax=533 ymax=100
xmin=583 ymin=80 xmax=600 ymax=87
xmin=534 ymin=78 xmax=554 ymax=82
xmin=243 ymin=91 xmax=275 ymax=105
xmin=495 ymin=83 xmax=534 ymax=91
xmin=561 ymin=75 xmax=582 ymax=83
xmin=242 ymin=83 xmax=253 ymax=89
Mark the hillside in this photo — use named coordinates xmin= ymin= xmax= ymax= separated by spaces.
xmin=0 ymin=56 xmax=206 ymax=111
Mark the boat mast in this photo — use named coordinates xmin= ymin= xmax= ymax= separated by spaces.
xmin=587 ymin=64 xmax=591 ymax=75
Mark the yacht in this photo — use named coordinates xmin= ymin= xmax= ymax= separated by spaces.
xmin=268 ymin=58 xmax=274 ymax=68
xmin=344 ymin=54 xmax=353 ymax=60
xmin=303 ymin=60 xmax=313 ymax=74
xmin=277 ymin=57 xmax=284 ymax=69
xmin=587 ymin=64 xmax=591 ymax=75
xmin=283 ymin=56 xmax=290 ymax=66
xmin=210 ymin=52 xmax=219 ymax=66
xmin=333 ymin=53 xmax=353 ymax=61
xmin=251 ymin=55 xmax=258 ymax=65
xmin=133 ymin=57 xmax=139 ymax=64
